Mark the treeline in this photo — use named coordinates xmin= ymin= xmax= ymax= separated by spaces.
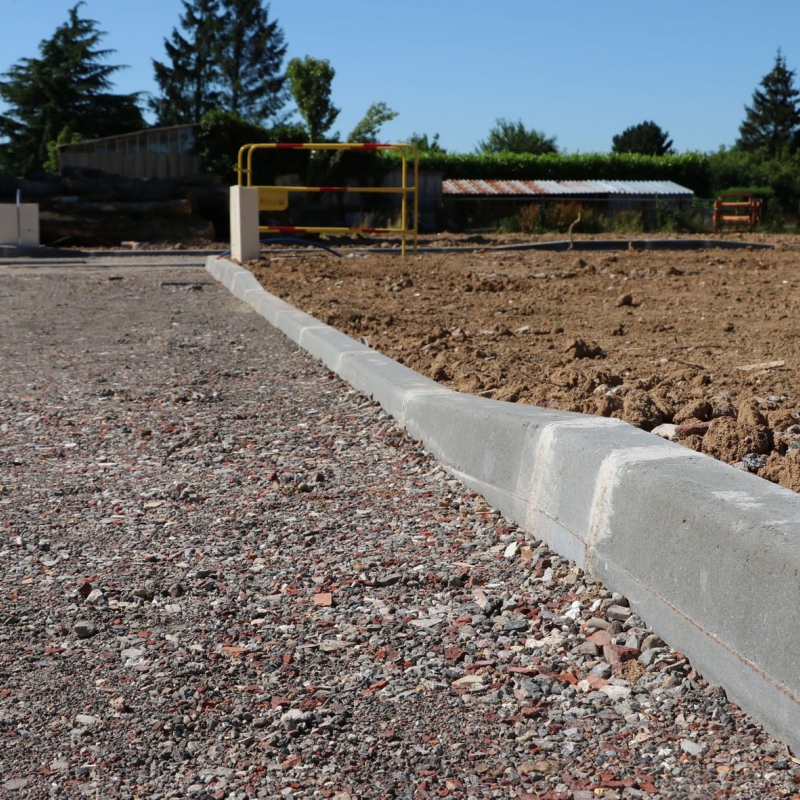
xmin=3 ymin=3 xmax=800 ymax=213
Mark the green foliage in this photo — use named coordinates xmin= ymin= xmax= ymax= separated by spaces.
xmin=476 ymin=118 xmax=558 ymax=155
xmin=0 ymin=2 xmax=144 ymax=174
xmin=151 ymin=0 xmax=289 ymax=126
xmin=347 ymin=101 xmax=398 ymax=143
xmin=44 ymin=127 xmax=82 ymax=174
xmin=738 ymin=51 xmax=800 ymax=157
xmin=151 ymin=0 xmax=223 ymax=126
xmin=612 ymin=121 xmax=674 ymax=156
xmin=406 ymin=132 xmax=445 ymax=153
xmin=708 ymin=148 xmax=800 ymax=210
xmin=196 ymin=109 xmax=307 ymax=182
xmin=286 ymin=57 xmax=340 ymax=142
xmin=216 ymin=0 xmax=289 ymax=124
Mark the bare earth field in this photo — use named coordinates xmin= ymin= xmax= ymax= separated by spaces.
xmin=245 ymin=233 xmax=800 ymax=493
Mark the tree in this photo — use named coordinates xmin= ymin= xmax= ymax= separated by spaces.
xmin=737 ymin=52 xmax=800 ymax=157
xmin=286 ymin=57 xmax=340 ymax=142
xmin=407 ymin=132 xmax=445 ymax=153
xmin=347 ymin=102 xmax=398 ymax=143
xmin=476 ymin=118 xmax=557 ymax=154
xmin=150 ymin=0 xmax=223 ymax=126
xmin=217 ymin=0 xmax=288 ymax=124
xmin=612 ymin=121 xmax=674 ymax=156
xmin=0 ymin=3 xmax=143 ymax=174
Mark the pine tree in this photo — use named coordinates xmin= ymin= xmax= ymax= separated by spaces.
xmin=150 ymin=0 xmax=223 ymax=126
xmin=737 ymin=52 xmax=800 ymax=157
xmin=217 ymin=0 xmax=288 ymax=124
xmin=0 ymin=3 xmax=143 ymax=174
xmin=612 ymin=121 xmax=674 ymax=156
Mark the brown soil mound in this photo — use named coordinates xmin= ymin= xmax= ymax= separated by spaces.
xmin=246 ymin=235 xmax=800 ymax=493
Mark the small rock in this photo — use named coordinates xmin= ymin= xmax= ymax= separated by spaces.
xmin=109 ymin=696 xmax=130 ymax=713
xmin=681 ymin=739 xmax=705 ymax=757
xmin=74 ymin=620 xmax=98 ymax=639
xmin=600 ymin=684 xmax=631 ymax=701
xmin=85 ymin=589 xmax=105 ymax=605
xmin=312 ymin=592 xmax=333 ymax=607
xmin=652 ymin=423 xmax=678 ymax=441
xmin=606 ymin=604 xmax=632 ymax=621
xmin=641 ymin=633 xmax=665 ymax=652
xmin=280 ymin=709 xmax=312 ymax=731
xmin=374 ymin=572 xmax=402 ymax=587
xmin=742 ymin=452 xmax=767 ymax=473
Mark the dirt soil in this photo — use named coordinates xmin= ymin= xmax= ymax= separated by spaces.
xmin=245 ymin=233 xmax=800 ymax=493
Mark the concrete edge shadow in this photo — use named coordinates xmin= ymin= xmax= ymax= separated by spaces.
xmin=206 ymin=255 xmax=800 ymax=752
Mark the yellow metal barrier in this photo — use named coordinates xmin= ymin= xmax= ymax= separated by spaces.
xmin=236 ymin=142 xmax=418 ymax=255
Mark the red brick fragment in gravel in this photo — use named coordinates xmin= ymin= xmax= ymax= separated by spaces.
xmin=312 ymin=592 xmax=333 ymax=606
xmin=588 ymin=629 xmax=612 ymax=646
xmin=603 ymin=643 xmax=640 ymax=676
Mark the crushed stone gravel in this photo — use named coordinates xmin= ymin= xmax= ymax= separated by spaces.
xmin=1 ymin=261 xmax=798 ymax=799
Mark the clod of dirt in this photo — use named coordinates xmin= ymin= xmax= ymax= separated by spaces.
xmin=763 ymin=450 xmax=800 ymax=491
xmin=737 ymin=398 xmax=769 ymax=429
xmin=564 ymin=338 xmax=605 ymax=360
xmin=621 ymin=390 xmax=668 ymax=431
xmin=702 ymin=417 xmax=772 ymax=462
xmin=767 ymin=409 xmax=796 ymax=432
xmin=710 ymin=394 xmax=736 ymax=419
xmin=429 ymin=352 xmax=451 ymax=382
xmin=673 ymin=399 xmax=713 ymax=424
xmin=616 ymin=293 xmax=634 ymax=307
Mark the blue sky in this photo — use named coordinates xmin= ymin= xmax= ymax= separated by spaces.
xmin=2 ymin=0 xmax=800 ymax=154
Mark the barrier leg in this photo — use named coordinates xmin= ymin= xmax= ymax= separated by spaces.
xmin=230 ymin=186 xmax=260 ymax=262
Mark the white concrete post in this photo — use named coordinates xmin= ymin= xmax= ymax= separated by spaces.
xmin=229 ymin=186 xmax=260 ymax=262
xmin=0 ymin=204 xmax=39 ymax=246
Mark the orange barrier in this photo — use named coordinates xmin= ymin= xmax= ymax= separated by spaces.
xmin=713 ymin=192 xmax=762 ymax=233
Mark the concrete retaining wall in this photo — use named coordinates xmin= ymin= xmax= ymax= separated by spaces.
xmin=207 ymin=255 xmax=800 ymax=752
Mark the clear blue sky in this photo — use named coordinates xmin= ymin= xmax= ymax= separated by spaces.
xmin=2 ymin=0 xmax=800 ymax=154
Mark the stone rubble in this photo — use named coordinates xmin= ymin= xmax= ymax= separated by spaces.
xmin=0 ymin=262 xmax=798 ymax=799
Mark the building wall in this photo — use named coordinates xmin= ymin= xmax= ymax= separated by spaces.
xmin=59 ymin=152 xmax=203 ymax=180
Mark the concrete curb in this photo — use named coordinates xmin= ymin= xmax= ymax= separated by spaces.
xmin=206 ymin=255 xmax=800 ymax=751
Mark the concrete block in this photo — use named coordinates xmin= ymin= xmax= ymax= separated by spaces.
xmin=0 ymin=203 xmax=39 ymax=246
xmin=229 ymin=187 xmax=259 ymax=263
xmin=591 ymin=454 xmax=800 ymax=750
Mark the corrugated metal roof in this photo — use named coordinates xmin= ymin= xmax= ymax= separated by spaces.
xmin=442 ymin=179 xmax=692 ymax=196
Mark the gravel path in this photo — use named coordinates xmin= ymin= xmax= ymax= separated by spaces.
xmin=0 ymin=261 xmax=798 ymax=799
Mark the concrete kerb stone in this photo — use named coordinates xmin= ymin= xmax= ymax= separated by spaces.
xmin=205 ymin=255 xmax=800 ymax=753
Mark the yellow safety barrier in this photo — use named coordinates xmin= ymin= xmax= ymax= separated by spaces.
xmin=236 ymin=142 xmax=418 ymax=255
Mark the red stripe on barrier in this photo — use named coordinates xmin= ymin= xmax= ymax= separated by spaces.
xmin=275 ymin=142 xmax=304 ymax=149
xmin=318 ymin=186 xmax=347 ymax=193
xmin=266 ymin=226 xmax=308 ymax=233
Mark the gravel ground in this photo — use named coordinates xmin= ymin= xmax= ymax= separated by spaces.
xmin=1 ymin=260 xmax=798 ymax=800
